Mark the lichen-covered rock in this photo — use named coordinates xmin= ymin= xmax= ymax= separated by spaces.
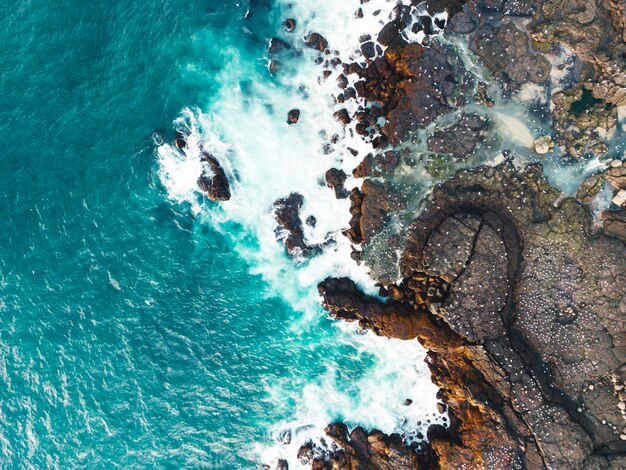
xmin=551 ymin=85 xmax=617 ymax=159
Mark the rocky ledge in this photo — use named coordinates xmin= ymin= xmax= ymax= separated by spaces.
xmin=311 ymin=162 xmax=625 ymax=469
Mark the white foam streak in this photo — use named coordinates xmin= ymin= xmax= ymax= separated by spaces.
xmin=157 ymin=1 xmax=444 ymax=467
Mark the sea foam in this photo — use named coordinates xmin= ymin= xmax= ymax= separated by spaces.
xmin=157 ymin=1 xmax=445 ymax=468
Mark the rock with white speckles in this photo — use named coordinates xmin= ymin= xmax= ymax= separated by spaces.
xmin=399 ymin=161 xmax=626 ymax=468
xmin=323 ymin=161 xmax=625 ymax=469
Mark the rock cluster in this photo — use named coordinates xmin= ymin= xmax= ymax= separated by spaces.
xmin=273 ymin=193 xmax=324 ymax=258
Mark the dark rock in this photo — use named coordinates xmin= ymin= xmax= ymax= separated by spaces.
xmin=304 ymin=32 xmax=328 ymax=52
xmin=445 ymin=6 xmax=478 ymax=33
xmin=269 ymin=37 xmax=291 ymax=55
xmin=283 ymin=18 xmax=296 ymax=32
xmin=359 ymin=180 xmax=405 ymax=243
xmin=174 ymin=131 xmax=187 ymax=149
xmin=470 ymin=22 xmax=551 ymax=87
xmin=502 ymin=0 xmax=535 ymax=16
xmin=426 ymin=113 xmax=488 ymax=159
xmin=343 ymin=188 xmax=364 ymax=244
xmin=297 ymin=421 xmax=420 ymax=469
xmin=377 ymin=20 xmax=401 ymax=46
xmin=197 ymin=153 xmax=231 ymax=201
xmin=287 ymin=108 xmax=300 ymax=125
xmin=333 ymin=109 xmax=351 ymax=125
xmin=360 ymin=41 xmax=376 ymax=59
xmin=274 ymin=193 xmax=323 ymax=258
xmin=324 ymin=168 xmax=347 ymax=188
xmin=268 ymin=60 xmax=280 ymax=75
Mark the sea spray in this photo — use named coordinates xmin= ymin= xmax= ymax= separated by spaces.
xmin=157 ymin=0 xmax=447 ymax=467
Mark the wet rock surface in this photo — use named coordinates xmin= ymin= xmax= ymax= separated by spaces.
xmin=273 ymin=193 xmax=324 ymax=258
xmin=197 ymin=153 xmax=231 ymax=202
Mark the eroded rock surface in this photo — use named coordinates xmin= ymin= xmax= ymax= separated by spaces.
xmin=318 ymin=162 xmax=625 ymax=469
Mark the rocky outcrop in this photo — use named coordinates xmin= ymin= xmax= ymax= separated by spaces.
xmin=551 ymin=85 xmax=617 ymax=159
xmin=530 ymin=0 xmax=626 ymax=106
xmin=470 ymin=21 xmax=551 ymax=88
xmin=296 ymin=423 xmax=427 ymax=470
xmin=319 ymin=162 xmax=625 ymax=469
xmin=274 ymin=193 xmax=326 ymax=258
xmin=197 ymin=153 xmax=231 ymax=201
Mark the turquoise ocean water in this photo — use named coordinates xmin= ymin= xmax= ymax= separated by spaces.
xmin=0 ymin=1 xmax=441 ymax=468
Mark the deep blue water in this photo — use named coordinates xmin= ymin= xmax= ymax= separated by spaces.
xmin=0 ymin=1 xmax=443 ymax=468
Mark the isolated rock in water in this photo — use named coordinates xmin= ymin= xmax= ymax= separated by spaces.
xmin=283 ymin=18 xmax=296 ymax=32
xmin=273 ymin=193 xmax=321 ymax=258
xmin=287 ymin=108 xmax=300 ymax=125
xmin=303 ymin=32 xmax=328 ymax=52
xmin=197 ymin=153 xmax=231 ymax=201
xmin=324 ymin=168 xmax=346 ymax=189
xmin=174 ymin=131 xmax=187 ymax=149
xmin=268 ymin=37 xmax=290 ymax=55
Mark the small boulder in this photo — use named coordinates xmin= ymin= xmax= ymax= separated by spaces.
xmin=287 ymin=109 xmax=300 ymax=125
xmin=533 ymin=135 xmax=554 ymax=155
xmin=283 ymin=18 xmax=296 ymax=32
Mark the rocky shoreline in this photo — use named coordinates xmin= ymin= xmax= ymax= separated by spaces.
xmin=169 ymin=0 xmax=625 ymax=467
xmin=271 ymin=0 xmax=625 ymax=468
